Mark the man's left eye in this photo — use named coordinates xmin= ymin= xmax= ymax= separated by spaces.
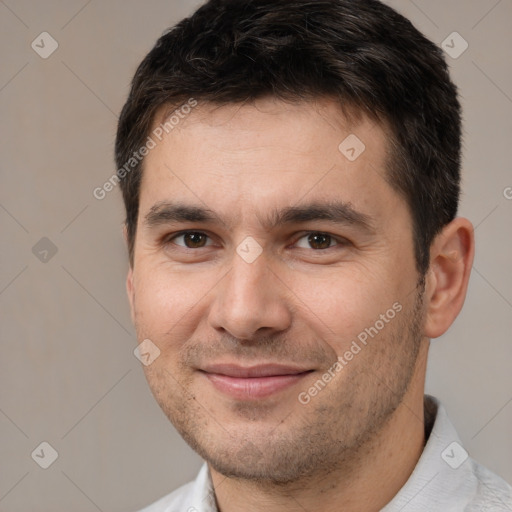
xmin=295 ymin=232 xmax=343 ymax=250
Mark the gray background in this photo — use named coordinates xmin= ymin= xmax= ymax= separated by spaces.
xmin=0 ymin=1 xmax=510 ymax=510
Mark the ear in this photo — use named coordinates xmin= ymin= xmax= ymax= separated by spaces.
xmin=123 ymin=224 xmax=136 ymax=325
xmin=423 ymin=217 xmax=474 ymax=339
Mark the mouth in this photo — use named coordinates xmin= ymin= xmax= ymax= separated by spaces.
xmin=198 ymin=363 xmax=314 ymax=400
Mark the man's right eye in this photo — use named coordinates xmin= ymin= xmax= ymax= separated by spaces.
xmin=167 ymin=231 xmax=214 ymax=249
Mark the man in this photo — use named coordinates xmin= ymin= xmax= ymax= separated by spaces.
xmin=115 ymin=0 xmax=512 ymax=510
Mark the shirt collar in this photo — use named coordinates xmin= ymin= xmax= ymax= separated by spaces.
xmin=382 ymin=394 xmax=478 ymax=511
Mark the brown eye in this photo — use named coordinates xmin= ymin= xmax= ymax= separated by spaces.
xmin=308 ymin=233 xmax=333 ymax=249
xmin=172 ymin=232 xmax=210 ymax=248
xmin=295 ymin=232 xmax=336 ymax=250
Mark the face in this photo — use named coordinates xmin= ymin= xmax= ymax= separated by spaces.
xmin=127 ymin=97 xmax=427 ymax=483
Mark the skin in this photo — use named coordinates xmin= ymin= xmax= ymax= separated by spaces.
xmin=125 ymin=97 xmax=474 ymax=512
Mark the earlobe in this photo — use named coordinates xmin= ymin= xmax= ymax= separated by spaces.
xmin=423 ymin=217 xmax=475 ymax=339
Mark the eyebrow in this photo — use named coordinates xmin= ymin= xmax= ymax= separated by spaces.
xmin=144 ymin=202 xmax=220 ymax=228
xmin=143 ymin=200 xmax=376 ymax=234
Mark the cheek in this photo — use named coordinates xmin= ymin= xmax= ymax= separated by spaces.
xmin=289 ymin=269 xmax=401 ymax=349
xmin=131 ymin=266 xmax=208 ymax=338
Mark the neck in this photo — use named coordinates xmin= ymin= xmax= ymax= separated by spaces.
xmin=210 ymin=342 xmax=429 ymax=512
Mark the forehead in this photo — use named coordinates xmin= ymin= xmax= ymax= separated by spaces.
xmin=151 ymin=96 xmax=381 ymax=157
xmin=138 ymin=97 xmax=405 ymax=232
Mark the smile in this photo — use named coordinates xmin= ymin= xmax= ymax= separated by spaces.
xmin=199 ymin=364 xmax=314 ymax=400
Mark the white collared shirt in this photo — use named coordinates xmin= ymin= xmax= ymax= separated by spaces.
xmin=137 ymin=395 xmax=512 ymax=511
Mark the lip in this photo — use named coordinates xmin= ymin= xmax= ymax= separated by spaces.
xmin=199 ymin=363 xmax=313 ymax=400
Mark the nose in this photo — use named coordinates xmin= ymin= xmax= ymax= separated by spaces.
xmin=207 ymin=250 xmax=292 ymax=341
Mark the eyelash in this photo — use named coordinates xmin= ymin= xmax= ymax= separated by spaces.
xmin=164 ymin=231 xmax=349 ymax=251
